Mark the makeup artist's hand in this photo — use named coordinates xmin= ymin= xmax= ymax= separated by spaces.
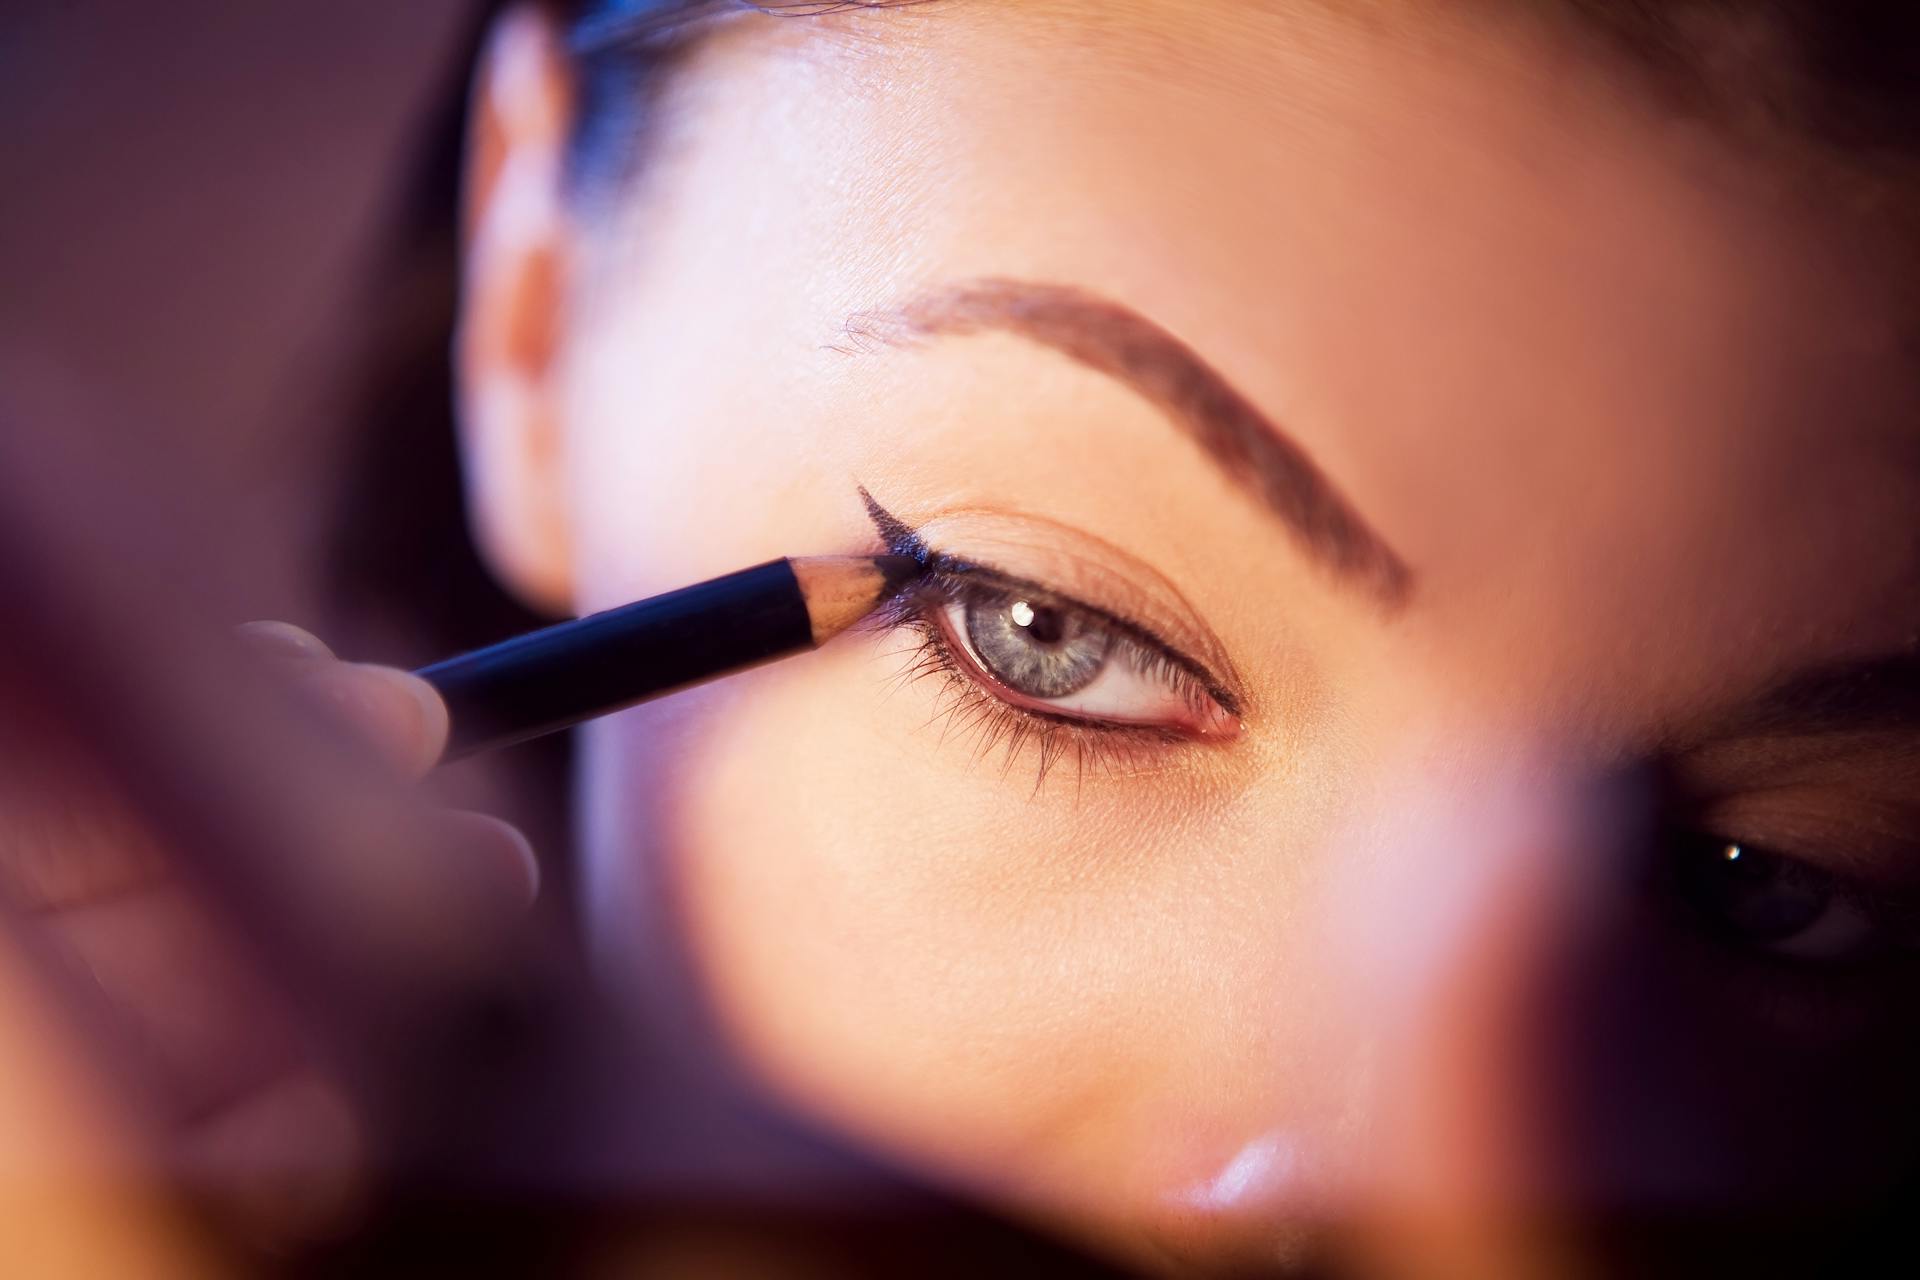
xmin=235 ymin=619 xmax=541 ymax=896
xmin=0 ymin=621 xmax=538 ymax=1249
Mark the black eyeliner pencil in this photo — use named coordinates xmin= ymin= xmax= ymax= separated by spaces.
xmin=415 ymin=555 xmax=921 ymax=760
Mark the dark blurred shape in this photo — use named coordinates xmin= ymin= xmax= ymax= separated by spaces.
xmin=1 ymin=0 xmax=573 ymax=889
xmin=0 ymin=2 xmax=472 ymax=620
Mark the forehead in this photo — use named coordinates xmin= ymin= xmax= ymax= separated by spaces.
xmin=625 ymin=1 xmax=1920 ymax=713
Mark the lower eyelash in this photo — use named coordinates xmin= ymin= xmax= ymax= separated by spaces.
xmin=875 ymin=597 xmax=1194 ymax=792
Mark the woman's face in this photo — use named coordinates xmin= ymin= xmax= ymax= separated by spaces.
xmin=462 ymin=2 xmax=1920 ymax=1269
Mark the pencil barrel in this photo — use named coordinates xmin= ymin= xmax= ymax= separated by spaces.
xmin=418 ymin=559 xmax=813 ymax=757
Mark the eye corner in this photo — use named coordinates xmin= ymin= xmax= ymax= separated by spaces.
xmin=1189 ymin=695 xmax=1244 ymax=742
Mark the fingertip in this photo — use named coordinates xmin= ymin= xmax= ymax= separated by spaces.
xmin=362 ymin=666 xmax=452 ymax=772
xmin=237 ymin=620 xmax=333 ymax=662
xmin=179 ymin=1071 xmax=365 ymax=1248
xmin=445 ymin=810 xmax=541 ymax=908
xmin=305 ymin=664 xmax=450 ymax=775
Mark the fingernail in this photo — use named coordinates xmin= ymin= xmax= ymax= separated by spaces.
xmin=237 ymin=621 xmax=333 ymax=661
xmin=300 ymin=664 xmax=449 ymax=773
xmin=366 ymin=666 xmax=451 ymax=769
xmin=446 ymin=810 xmax=541 ymax=907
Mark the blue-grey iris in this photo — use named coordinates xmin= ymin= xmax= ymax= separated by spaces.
xmin=964 ymin=595 xmax=1111 ymax=698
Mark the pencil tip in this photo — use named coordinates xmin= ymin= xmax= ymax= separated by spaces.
xmin=873 ymin=553 xmax=923 ymax=599
xmin=791 ymin=552 xmax=924 ymax=644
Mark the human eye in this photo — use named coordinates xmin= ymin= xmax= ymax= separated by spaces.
xmin=1661 ymin=826 xmax=1920 ymax=970
xmin=856 ymin=491 xmax=1246 ymax=784
xmin=925 ymin=569 xmax=1240 ymax=738
xmin=1625 ymin=733 xmax=1920 ymax=984
xmin=873 ymin=556 xmax=1241 ymax=783
xmin=1666 ymin=832 xmax=1890 ymax=962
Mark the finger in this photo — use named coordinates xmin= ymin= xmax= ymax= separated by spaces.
xmin=0 ymin=742 xmax=170 ymax=913
xmin=176 ymin=1068 xmax=365 ymax=1249
xmin=28 ymin=812 xmax=530 ymax=1143
xmin=295 ymin=662 xmax=450 ymax=777
xmin=237 ymin=623 xmax=448 ymax=773
xmin=42 ymin=886 xmax=298 ymax=1120
xmin=234 ymin=620 xmax=333 ymax=662
xmin=439 ymin=809 xmax=541 ymax=909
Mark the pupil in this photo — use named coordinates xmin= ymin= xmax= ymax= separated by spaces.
xmin=1018 ymin=604 xmax=1066 ymax=646
xmin=961 ymin=594 xmax=1111 ymax=699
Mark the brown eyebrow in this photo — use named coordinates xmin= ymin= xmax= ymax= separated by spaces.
xmin=842 ymin=279 xmax=1414 ymax=609
xmin=1718 ymin=650 xmax=1920 ymax=741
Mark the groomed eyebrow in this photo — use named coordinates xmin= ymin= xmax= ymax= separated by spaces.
xmin=842 ymin=279 xmax=1413 ymax=609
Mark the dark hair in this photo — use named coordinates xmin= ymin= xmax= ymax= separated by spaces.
xmin=550 ymin=1 xmax=1920 ymax=187
xmin=557 ymin=2 xmax=933 ymax=200
xmin=1565 ymin=0 xmax=1920 ymax=156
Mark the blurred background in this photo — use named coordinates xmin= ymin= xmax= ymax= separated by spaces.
xmin=1 ymin=0 xmax=577 ymax=856
xmin=3 ymin=1 xmax=466 ymax=625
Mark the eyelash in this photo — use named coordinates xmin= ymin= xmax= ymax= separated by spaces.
xmin=869 ymin=570 xmax=1222 ymax=790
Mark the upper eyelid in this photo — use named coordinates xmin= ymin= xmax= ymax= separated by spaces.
xmin=914 ymin=559 xmax=1242 ymax=717
xmin=1675 ymin=776 xmax=1920 ymax=889
xmin=876 ymin=502 xmax=1242 ymax=692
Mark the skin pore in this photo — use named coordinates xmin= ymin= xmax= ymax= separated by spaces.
xmin=459 ymin=1 xmax=1920 ymax=1271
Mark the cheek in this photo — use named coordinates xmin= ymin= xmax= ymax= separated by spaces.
xmin=583 ymin=628 xmax=1354 ymax=1218
xmin=640 ymin=642 xmax=1148 ymax=1173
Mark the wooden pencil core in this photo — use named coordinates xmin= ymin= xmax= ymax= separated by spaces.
xmin=791 ymin=554 xmax=919 ymax=644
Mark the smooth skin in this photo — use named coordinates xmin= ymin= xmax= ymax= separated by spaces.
xmin=461 ymin=2 xmax=1920 ymax=1272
